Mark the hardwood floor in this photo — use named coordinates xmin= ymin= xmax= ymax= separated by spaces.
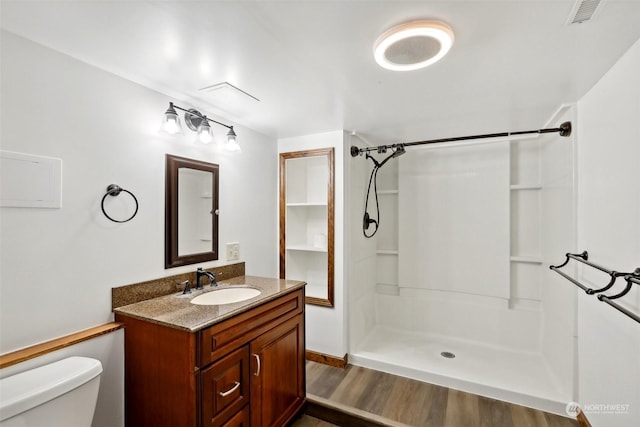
xmin=305 ymin=361 xmax=579 ymax=427
xmin=292 ymin=415 xmax=339 ymax=427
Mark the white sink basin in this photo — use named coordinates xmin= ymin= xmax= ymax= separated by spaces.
xmin=190 ymin=287 xmax=261 ymax=305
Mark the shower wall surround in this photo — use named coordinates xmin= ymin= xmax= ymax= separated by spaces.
xmin=349 ymin=108 xmax=577 ymax=415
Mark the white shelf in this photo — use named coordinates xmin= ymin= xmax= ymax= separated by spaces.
xmin=510 ymin=184 xmax=542 ymax=190
xmin=377 ymin=250 xmax=399 ymax=255
xmin=378 ymin=190 xmax=399 ymax=195
xmin=286 ymin=245 xmax=327 ymax=253
xmin=510 ymin=256 xmax=543 ymax=264
xmin=286 ymin=202 xmax=327 ymax=207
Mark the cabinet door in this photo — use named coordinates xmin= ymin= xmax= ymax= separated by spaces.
xmin=220 ymin=406 xmax=249 ymax=427
xmin=250 ymin=314 xmax=305 ymax=427
xmin=201 ymin=346 xmax=250 ymax=427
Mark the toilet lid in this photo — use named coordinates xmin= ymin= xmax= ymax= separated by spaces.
xmin=0 ymin=356 xmax=102 ymax=421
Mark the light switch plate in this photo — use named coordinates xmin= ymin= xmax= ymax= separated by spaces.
xmin=226 ymin=242 xmax=240 ymax=261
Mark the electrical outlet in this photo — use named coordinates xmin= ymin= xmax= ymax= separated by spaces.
xmin=226 ymin=242 xmax=240 ymax=261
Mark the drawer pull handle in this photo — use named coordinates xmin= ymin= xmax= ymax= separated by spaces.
xmin=219 ymin=381 xmax=240 ymax=397
xmin=253 ymin=354 xmax=261 ymax=377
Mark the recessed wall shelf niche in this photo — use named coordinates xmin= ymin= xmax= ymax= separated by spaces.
xmin=280 ymin=148 xmax=335 ymax=307
xmin=509 ymin=138 xmax=543 ymax=310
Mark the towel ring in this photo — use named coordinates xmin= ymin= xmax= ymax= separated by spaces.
xmin=101 ymin=184 xmax=138 ymax=223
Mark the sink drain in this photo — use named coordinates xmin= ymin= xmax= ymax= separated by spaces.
xmin=440 ymin=351 xmax=456 ymax=359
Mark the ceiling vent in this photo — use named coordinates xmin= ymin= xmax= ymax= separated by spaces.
xmin=199 ymin=82 xmax=259 ymax=103
xmin=198 ymin=82 xmax=259 ymax=117
xmin=567 ymin=0 xmax=604 ymax=25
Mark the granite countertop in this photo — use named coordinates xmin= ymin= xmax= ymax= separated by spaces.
xmin=113 ymin=275 xmax=305 ymax=332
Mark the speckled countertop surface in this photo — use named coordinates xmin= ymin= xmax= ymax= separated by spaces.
xmin=113 ymin=275 xmax=305 ymax=332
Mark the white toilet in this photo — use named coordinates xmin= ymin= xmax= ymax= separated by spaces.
xmin=0 ymin=356 xmax=102 ymax=427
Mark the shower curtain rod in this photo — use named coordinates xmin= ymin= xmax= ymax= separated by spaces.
xmin=350 ymin=121 xmax=572 ymax=157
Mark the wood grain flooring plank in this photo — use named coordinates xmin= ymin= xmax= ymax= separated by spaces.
xmin=306 ymin=361 xmax=579 ymax=427
xmin=423 ymin=384 xmax=449 ymax=427
xmin=306 ymin=360 xmax=322 ymax=387
xmin=544 ymin=411 xmax=580 ymax=427
xmin=329 ymin=365 xmax=377 ymax=408
xmin=306 ymin=361 xmax=353 ymax=399
xmin=380 ymin=375 xmax=433 ymax=425
xmin=478 ymin=395 xmax=513 ymax=427
xmin=354 ymin=369 xmax=398 ymax=415
xmin=444 ymin=388 xmax=480 ymax=427
xmin=511 ymin=404 xmax=550 ymax=427
xmin=292 ymin=414 xmax=339 ymax=426
xmin=307 ymin=395 xmax=412 ymax=427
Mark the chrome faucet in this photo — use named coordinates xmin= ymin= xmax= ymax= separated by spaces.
xmin=196 ymin=268 xmax=220 ymax=289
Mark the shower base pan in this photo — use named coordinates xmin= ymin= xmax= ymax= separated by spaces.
xmin=350 ymin=326 xmax=571 ymax=417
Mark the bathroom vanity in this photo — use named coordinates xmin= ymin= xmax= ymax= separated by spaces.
xmin=114 ymin=276 xmax=305 ymax=427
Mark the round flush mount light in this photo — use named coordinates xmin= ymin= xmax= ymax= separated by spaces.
xmin=374 ymin=20 xmax=454 ymax=71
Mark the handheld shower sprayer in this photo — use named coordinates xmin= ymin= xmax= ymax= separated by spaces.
xmin=362 ymin=144 xmax=405 ymax=238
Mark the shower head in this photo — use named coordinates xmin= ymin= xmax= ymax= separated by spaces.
xmin=375 ymin=144 xmax=407 ymax=169
xmin=392 ymin=144 xmax=406 ymax=158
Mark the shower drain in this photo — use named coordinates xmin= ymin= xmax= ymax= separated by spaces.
xmin=440 ymin=351 xmax=456 ymax=359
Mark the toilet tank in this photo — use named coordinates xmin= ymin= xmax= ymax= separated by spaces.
xmin=0 ymin=356 xmax=102 ymax=427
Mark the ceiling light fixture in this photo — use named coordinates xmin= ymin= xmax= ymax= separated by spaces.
xmin=373 ymin=20 xmax=454 ymax=71
xmin=162 ymin=102 xmax=239 ymax=150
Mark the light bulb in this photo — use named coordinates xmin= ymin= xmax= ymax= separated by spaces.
xmin=162 ymin=103 xmax=182 ymax=134
xmin=163 ymin=117 xmax=179 ymax=134
xmin=225 ymin=127 xmax=240 ymax=151
xmin=197 ymin=118 xmax=214 ymax=144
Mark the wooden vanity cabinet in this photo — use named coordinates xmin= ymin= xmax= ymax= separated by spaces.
xmin=250 ymin=315 xmax=304 ymax=427
xmin=116 ymin=288 xmax=305 ymax=427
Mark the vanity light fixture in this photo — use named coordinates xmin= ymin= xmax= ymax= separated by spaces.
xmin=162 ymin=102 xmax=239 ymax=149
xmin=225 ymin=127 xmax=240 ymax=152
xmin=373 ymin=20 xmax=454 ymax=71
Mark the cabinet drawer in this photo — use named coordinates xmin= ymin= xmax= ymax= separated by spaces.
xmin=221 ymin=405 xmax=249 ymax=427
xmin=201 ymin=346 xmax=250 ymax=427
xmin=199 ymin=289 xmax=303 ymax=366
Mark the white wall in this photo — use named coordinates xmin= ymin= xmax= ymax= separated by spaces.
xmin=278 ymin=131 xmax=347 ymax=358
xmin=0 ymin=31 xmax=278 ymax=426
xmin=539 ymin=106 xmax=578 ymax=401
xmin=346 ymin=135 xmax=378 ymax=352
xmin=576 ymin=37 xmax=640 ymax=427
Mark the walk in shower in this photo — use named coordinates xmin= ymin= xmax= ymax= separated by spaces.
xmin=347 ymin=107 xmax=577 ymax=415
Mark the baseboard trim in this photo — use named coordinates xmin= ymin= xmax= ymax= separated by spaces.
xmin=577 ymin=410 xmax=592 ymax=427
xmin=306 ymin=350 xmax=348 ymax=368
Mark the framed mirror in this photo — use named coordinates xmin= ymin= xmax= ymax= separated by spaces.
xmin=279 ymin=148 xmax=335 ymax=307
xmin=165 ymin=154 xmax=219 ymax=268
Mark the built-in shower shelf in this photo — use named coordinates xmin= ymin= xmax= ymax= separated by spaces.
xmin=376 ymin=249 xmax=399 ymax=255
xmin=376 ymin=283 xmax=399 ymax=295
xmin=378 ymin=190 xmax=399 ymax=195
xmin=510 ymin=256 xmax=543 ymax=264
xmin=510 ymin=184 xmax=542 ymax=190
xmin=509 ymin=298 xmax=542 ymax=311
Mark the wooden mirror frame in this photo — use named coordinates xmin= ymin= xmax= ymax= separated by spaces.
xmin=165 ymin=154 xmax=219 ymax=268
xmin=279 ymin=148 xmax=335 ymax=307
